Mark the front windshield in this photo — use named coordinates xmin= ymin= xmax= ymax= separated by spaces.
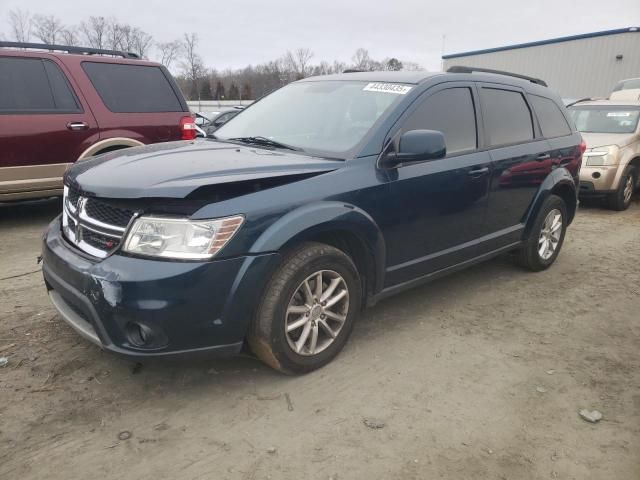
xmin=569 ymin=106 xmax=640 ymax=134
xmin=214 ymin=80 xmax=409 ymax=155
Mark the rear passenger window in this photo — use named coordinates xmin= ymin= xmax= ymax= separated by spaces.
xmin=402 ymin=87 xmax=477 ymax=154
xmin=82 ymin=62 xmax=183 ymax=113
xmin=530 ymin=95 xmax=571 ymax=138
xmin=0 ymin=57 xmax=79 ymax=113
xmin=480 ymin=88 xmax=533 ymax=146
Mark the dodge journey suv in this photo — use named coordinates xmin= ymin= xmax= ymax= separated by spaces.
xmin=0 ymin=42 xmax=195 ymax=201
xmin=42 ymin=67 xmax=584 ymax=374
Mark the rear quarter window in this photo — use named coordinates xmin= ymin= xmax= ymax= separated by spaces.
xmin=82 ymin=62 xmax=184 ymax=113
xmin=480 ymin=87 xmax=533 ymax=147
xmin=530 ymin=94 xmax=571 ymax=138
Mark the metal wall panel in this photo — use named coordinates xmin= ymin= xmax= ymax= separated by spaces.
xmin=443 ymin=31 xmax=640 ymax=99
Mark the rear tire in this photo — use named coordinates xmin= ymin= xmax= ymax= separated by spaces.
xmin=247 ymin=242 xmax=361 ymax=374
xmin=516 ymin=194 xmax=567 ymax=271
xmin=607 ymin=167 xmax=635 ymax=211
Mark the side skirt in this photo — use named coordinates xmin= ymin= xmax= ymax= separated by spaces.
xmin=368 ymin=241 xmax=522 ymax=306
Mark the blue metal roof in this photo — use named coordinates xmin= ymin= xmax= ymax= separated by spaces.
xmin=442 ymin=27 xmax=639 ymax=59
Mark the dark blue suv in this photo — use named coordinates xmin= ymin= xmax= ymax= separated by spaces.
xmin=42 ymin=68 xmax=584 ymax=373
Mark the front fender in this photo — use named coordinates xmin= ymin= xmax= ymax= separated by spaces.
xmin=524 ymin=167 xmax=577 ymax=237
xmin=249 ymin=201 xmax=386 ymax=294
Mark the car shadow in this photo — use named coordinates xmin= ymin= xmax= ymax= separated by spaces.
xmin=0 ymin=196 xmax=62 ymax=226
xmin=93 ymin=253 xmax=520 ymax=389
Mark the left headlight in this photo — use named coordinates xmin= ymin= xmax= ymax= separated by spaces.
xmin=123 ymin=215 xmax=244 ymax=260
xmin=584 ymin=145 xmax=619 ymax=166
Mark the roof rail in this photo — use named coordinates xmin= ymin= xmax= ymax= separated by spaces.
xmin=343 ymin=69 xmax=366 ymax=73
xmin=565 ymin=97 xmax=596 ymax=107
xmin=446 ymin=66 xmax=547 ymax=87
xmin=0 ymin=41 xmax=140 ymax=59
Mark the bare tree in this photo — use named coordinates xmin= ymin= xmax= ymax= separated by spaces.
xmin=352 ymin=48 xmax=372 ymax=70
xmin=132 ymin=29 xmax=153 ymax=58
xmin=157 ymin=40 xmax=182 ymax=70
xmin=80 ymin=16 xmax=108 ymax=49
xmin=9 ymin=9 xmax=32 ymax=42
xmin=59 ymin=28 xmax=79 ymax=46
xmin=105 ymin=21 xmax=125 ymax=51
xmin=285 ymin=48 xmax=314 ymax=79
xmin=180 ymin=33 xmax=206 ymax=99
xmin=32 ymin=14 xmax=64 ymax=44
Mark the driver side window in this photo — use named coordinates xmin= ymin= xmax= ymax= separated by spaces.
xmin=402 ymin=87 xmax=478 ymax=155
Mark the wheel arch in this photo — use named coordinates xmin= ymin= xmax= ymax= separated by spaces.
xmin=524 ymin=169 xmax=577 ymax=238
xmin=249 ymin=201 xmax=386 ymax=301
xmin=77 ymin=138 xmax=145 ymax=160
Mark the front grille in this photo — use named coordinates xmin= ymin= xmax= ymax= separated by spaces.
xmin=85 ymin=199 xmax=135 ymax=228
xmin=67 ymin=187 xmax=81 ymax=209
xmin=62 ymin=186 xmax=137 ymax=258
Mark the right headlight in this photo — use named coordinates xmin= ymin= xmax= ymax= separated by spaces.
xmin=123 ymin=215 xmax=244 ymax=260
xmin=584 ymin=145 xmax=619 ymax=166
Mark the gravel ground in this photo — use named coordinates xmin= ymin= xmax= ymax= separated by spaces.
xmin=0 ymin=197 xmax=639 ymax=480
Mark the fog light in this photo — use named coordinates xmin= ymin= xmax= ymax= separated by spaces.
xmin=592 ymin=172 xmax=601 ymax=179
xmin=126 ymin=322 xmax=153 ymax=347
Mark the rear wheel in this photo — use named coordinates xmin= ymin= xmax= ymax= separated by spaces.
xmin=607 ymin=168 xmax=635 ymax=211
xmin=516 ymin=194 xmax=567 ymax=271
xmin=247 ymin=242 xmax=361 ymax=374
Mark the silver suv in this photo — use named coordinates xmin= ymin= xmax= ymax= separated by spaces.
xmin=569 ymin=99 xmax=640 ymax=210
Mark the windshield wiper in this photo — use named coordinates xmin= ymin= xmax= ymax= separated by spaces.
xmin=227 ymin=136 xmax=302 ymax=152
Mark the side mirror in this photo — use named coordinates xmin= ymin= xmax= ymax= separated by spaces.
xmin=381 ymin=129 xmax=446 ymax=168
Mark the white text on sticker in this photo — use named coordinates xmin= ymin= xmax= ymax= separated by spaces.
xmin=607 ymin=112 xmax=631 ymax=117
xmin=363 ymin=83 xmax=412 ymax=95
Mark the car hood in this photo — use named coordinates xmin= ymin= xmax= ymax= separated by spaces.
xmin=581 ymin=132 xmax=637 ymax=149
xmin=66 ymin=140 xmax=342 ymax=199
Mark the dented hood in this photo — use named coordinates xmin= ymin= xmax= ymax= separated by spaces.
xmin=66 ymin=140 xmax=342 ymax=199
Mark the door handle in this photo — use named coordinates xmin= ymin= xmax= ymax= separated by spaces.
xmin=536 ymin=153 xmax=551 ymax=161
xmin=468 ymin=167 xmax=489 ymax=177
xmin=66 ymin=121 xmax=89 ymax=131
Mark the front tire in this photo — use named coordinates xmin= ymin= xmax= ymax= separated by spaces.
xmin=516 ymin=194 xmax=567 ymax=271
xmin=248 ymin=242 xmax=361 ymax=374
xmin=607 ymin=167 xmax=635 ymax=211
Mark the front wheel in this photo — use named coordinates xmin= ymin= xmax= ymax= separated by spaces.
xmin=607 ymin=168 xmax=635 ymax=211
xmin=248 ymin=242 xmax=361 ymax=374
xmin=516 ymin=194 xmax=567 ymax=271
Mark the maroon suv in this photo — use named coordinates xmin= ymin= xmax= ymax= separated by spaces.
xmin=0 ymin=42 xmax=196 ymax=201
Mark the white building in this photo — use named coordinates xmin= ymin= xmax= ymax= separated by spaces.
xmin=442 ymin=27 xmax=640 ymax=99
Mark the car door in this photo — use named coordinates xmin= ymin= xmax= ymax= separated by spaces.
xmin=382 ymin=83 xmax=493 ymax=287
xmin=478 ymin=84 xmax=551 ymax=248
xmin=0 ymin=56 xmax=98 ymax=196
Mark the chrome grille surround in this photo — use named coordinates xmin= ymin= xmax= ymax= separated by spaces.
xmin=62 ymin=186 xmax=134 ymax=258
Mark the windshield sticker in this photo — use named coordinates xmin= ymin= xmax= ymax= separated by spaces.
xmin=363 ymin=83 xmax=412 ymax=95
xmin=607 ymin=112 xmax=631 ymax=117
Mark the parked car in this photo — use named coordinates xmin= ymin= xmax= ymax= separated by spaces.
xmin=0 ymin=41 xmax=195 ymax=202
xmin=568 ymin=99 xmax=640 ymax=210
xmin=205 ymin=109 xmax=241 ymax=135
xmin=42 ymin=68 xmax=583 ymax=374
xmin=612 ymin=77 xmax=640 ymax=93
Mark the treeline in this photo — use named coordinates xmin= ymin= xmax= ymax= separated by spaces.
xmin=178 ymin=46 xmax=422 ymax=102
xmin=2 ymin=10 xmax=423 ymax=101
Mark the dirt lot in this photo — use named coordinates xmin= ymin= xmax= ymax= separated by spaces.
xmin=0 ymin=197 xmax=638 ymax=480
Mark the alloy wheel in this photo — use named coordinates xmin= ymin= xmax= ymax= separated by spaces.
xmin=285 ymin=270 xmax=349 ymax=356
xmin=538 ymin=209 xmax=562 ymax=261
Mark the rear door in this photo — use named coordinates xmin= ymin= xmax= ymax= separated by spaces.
xmin=383 ymin=83 xmax=493 ymax=286
xmin=79 ymin=61 xmax=188 ymax=143
xmin=0 ymin=55 xmax=98 ymax=197
xmin=479 ymin=84 xmax=550 ymax=247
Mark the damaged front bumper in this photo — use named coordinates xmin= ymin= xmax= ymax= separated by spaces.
xmin=42 ymin=216 xmax=278 ymax=358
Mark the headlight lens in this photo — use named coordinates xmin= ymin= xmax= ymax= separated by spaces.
xmin=123 ymin=215 xmax=244 ymax=259
xmin=584 ymin=145 xmax=619 ymax=166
